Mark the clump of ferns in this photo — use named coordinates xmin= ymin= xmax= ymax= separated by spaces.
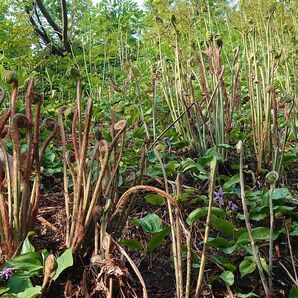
xmin=0 ymin=71 xmax=58 ymax=258
xmin=59 ymin=71 xmax=179 ymax=296
xmin=58 ymin=78 xmax=129 ymax=253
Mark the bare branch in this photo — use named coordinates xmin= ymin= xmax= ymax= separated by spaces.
xmin=60 ymin=0 xmax=69 ymax=49
xmin=35 ymin=0 xmax=62 ymax=38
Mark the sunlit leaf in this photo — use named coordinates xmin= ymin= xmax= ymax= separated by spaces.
xmin=137 ymin=214 xmax=163 ymax=233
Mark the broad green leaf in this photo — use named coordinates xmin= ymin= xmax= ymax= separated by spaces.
xmin=120 ymin=240 xmax=143 ymax=251
xmin=180 ymin=158 xmax=206 ymax=174
xmin=53 ymin=248 xmax=73 ymax=281
xmin=21 ymin=232 xmax=35 ymax=255
xmin=145 ymin=194 xmax=165 ymax=205
xmin=7 ymin=274 xmax=32 ymax=294
xmin=137 ymin=214 xmax=163 ymax=233
xmin=219 ymin=271 xmax=234 ymax=286
xmin=6 ymin=253 xmax=43 ymax=275
xmin=250 ymin=212 xmax=267 ymax=221
xmin=187 ymin=207 xmax=226 ymax=225
xmin=211 ymin=215 xmax=234 ymax=236
xmin=274 ymin=205 xmax=295 ymax=214
xmin=239 ymin=256 xmax=256 ymax=278
xmin=197 ymin=155 xmax=214 ymax=168
xmin=222 ymin=244 xmax=237 ymax=255
xmin=223 ymin=174 xmax=240 ymax=191
xmin=237 ymin=227 xmax=281 ymax=244
xmin=16 ymin=286 xmax=41 ymax=298
xmin=211 ymin=255 xmax=236 ymax=272
xmin=147 ymin=227 xmax=171 ymax=253
xmin=271 ymin=188 xmax=292 ymax=200
xmin=207 ymin=237 xmax=229 ymax=248
xmin=289 ymin=286 xmax=298 ymax=298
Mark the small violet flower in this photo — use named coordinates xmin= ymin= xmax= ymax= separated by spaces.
xmin=163 ymin=137 xmax=172 ymax=151
xmin=214 ymin=187 xmax=224 ymax=206
xmin=226 ymin=201 xmax=238 ymax=212
xmin=0 ymin=267 xmax=13 ymax=279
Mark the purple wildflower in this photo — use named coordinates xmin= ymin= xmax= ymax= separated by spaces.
xmin=163 ymin=137 xmax=172 ymax=151
xmin=226 ymin=201 xmax=238 ymax=212
xmin=214 ymin=187 xmax=224 ymax=206
xmin=0 ymin=267 xmax=13 ymax=279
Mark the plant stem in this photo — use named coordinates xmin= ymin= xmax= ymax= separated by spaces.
xmin=237 ymin=141 xmax=271 ymax=296
xmin=195 ymin=158 xmax=217 ymax=297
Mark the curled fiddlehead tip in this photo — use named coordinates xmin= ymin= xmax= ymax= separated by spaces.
xmin=114 ymin=120 xmax=127 ymax=131
xmin=68 ymin=67 xmax=81 ymax=80
xmin=266 ymin=171 xmax=279 ymax=185
xmin=12 ymin=113 xmax=31 ymax=129
xmin=215 ymin=34 xmax=223 ymax=48
xmin=1 ymin=125 xmax=9 ymax=139
xmin=42 ymin=118 xmax=58 ymax=131
xmin=57 ymin=106 xmax=67 ymax=114
xmin=65 ymin=150 xmax=76 ymax=164
xmin=3 ymin=70 xmax=18 ymax=84
xmin=93 ymin=125 xmax=102 ymax=141
xmin=236 ymin=140 xmax=242 ymax=154
xmin=99 ymin=139 xmax=109 ymax=154
xmin=31 ymin=92 xmax=43 ymax=105
xmin=266 ymin=84 xmax=274 ymax=93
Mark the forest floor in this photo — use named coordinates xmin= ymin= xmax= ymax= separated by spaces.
xmin=31 ymin=162 xmax=298 ymax=298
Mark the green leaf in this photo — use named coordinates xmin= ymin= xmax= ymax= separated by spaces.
xmin=250 ymin=212 xmax=268 ymax=221
xmin=236 ymin=292 xmax=259 ymax=298
xmin=41 ymin=250 xmax=49 ymax=267
xmin=219 ymin=271 xmax=234 ymax=286
xmin=260 ymin=258 xmax=269 ymax=275
xmin=217 ymin=143 xmax=232 ymax=149
xmin=290 ymin=222 xmax=298 ymax=236
xmin=180 ymin=158 xmax=207 ymax=174
xmin=120 ymin=240 xmax=143 ymax=251
xmin=6 ymin=253 xmax=43 ymax=275
xmin=53 ymin=248 xmax=73 ymax=281
xmin=137 ymin=214 xmax=164 ymax=233
xmin=274 ymin=205 xmax=295 ymax=214
xmin=16 ymin=286 xmax=41 ymax=298
xmin=21 ymin=232 xmax=35 ymax=255
xmin=289 ymin=286 xmax=298 ymax=298
xmin=0 ymin=288 xmax=9 ymax=295
xmin=211 ymin=215 xmax=234 ymax=237
xmin=145 ymin=194 xmax=165 ymax=205
xmin=7 ymin=274 xmax=32 ymax=294
xmin=207 ymin=237 xmax=230 ymax=248
xmin=211 ymin=255 xmax=236 ymax=272
xmin=187 ymin=207 xmax=227 ymax=225
xmin=271 ymin=188 xmax=292 ymax=200
xmin=147 ymin=151 xmax=157 ymax=163
xmin=147 ymin=227 xmax=171 ymax=253
xmin=222 ymin=244 xmax=237 ymax=254
xmin=223 ymin=174 xmax=240 ymax=191
xmin=237 ymin=227 xmax=281 ymax=244
xmin=239 ymin=256 xmax=256 ymax=278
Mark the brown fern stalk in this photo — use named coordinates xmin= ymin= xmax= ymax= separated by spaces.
xmin=11 ymin=114 xmax=31 ymax=239
xmin=69 ymin=99 xmax=92 ymax=247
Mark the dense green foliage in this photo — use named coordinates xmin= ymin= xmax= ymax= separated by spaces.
xmin=0 ymin=0 xmax=298 ymax=297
